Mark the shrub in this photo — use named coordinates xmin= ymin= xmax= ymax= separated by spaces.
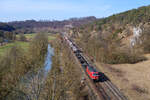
xmin=77 ymin=33 xmax=147 ymax=64
xmin=132 ymin=85 xmax=148 ymax=94
xmin=104 ymin=50 xmax=147 ymax=64
xmin=140 ymin=28 xmax=150 ymax=53
xmin=19 ymin=33 xmax=26 ymax=41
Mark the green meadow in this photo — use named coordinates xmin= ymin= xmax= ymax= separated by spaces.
xmin=0 ymin=41 xmax=29 ymax=56
xmin=0 ymin=33 xmax=57 ymax=57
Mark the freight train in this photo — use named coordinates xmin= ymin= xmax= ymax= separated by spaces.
xmin=63 ymin=35 xmax=100 ymax=81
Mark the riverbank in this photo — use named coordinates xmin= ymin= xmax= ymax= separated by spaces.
xmin=0 ymin=33 xmax=49 ymax=100
xmin=17 ymin=44 xmax=54 ymax=100
xmin=45 ymin=36 xmax=82 ymax=100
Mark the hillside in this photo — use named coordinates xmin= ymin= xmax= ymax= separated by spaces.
xmin=0 ymin=23 xmax=15 ymax=31
xmin=71 ymin=5 xmax=150 ymax=64
xmin=6 ymin=16 xmax=97 ymax=34
xmin=0 ymin=23 xmax=16 ymax=43
xmin=74 ymin=5 xmax=150 ymax=31
xmin=72 ymin=5 xmax=150 ymax=38
xmin=69 ymin=5 xmax=150 ymax=100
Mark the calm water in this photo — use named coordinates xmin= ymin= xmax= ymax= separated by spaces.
xmin=44 ymin=44 xmax=54 ymax=73
xmin=22 ymin=44 xmax=54 ymax=80
xmin=16 ymin=44 xmax=54 ymax=100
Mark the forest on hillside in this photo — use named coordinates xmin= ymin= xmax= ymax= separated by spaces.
xmin=6 ymin=16 xmax=97 ymax=34
xmin=71 ymin=5 xmax=150 ymax=64
xmin=0 ymin=16 xmax=96 ymax=43
xmin=0 ymin=33 xmax=48 ymax=100
xmin=0 ymin=23 xmax=16 ymax=43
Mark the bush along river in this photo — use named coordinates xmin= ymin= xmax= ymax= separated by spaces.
xmin=7 ymin=44 xmax=54 ymax=100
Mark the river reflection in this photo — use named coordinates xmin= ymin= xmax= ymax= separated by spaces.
xmin=13 ymin=44 xmax=54 ymax=100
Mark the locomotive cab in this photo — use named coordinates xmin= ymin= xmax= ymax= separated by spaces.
xmin=92 ymin=72 xmax=99 ymax=80
xmin=86 ymin=66 xmax=100 ymax=81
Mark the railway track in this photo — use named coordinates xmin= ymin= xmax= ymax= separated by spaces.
xmin=81 ymin=53 xmax=128 ymax=100
xmin=95 ymin=83 xmax=111 ymax=100
xmin=62 ymin=34 xmax=128 ymax=100
xmin=82 ymin=53 xmax=128 ymax=100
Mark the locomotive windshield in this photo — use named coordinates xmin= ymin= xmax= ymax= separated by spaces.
xmin=88 ymin=66 xmax=97 ymax=72
xmin=93 ymin=73 xmax=99 ymax=76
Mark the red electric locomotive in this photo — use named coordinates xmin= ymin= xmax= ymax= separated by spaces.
xmin=86 ymin=65 xmax=99 ymax=81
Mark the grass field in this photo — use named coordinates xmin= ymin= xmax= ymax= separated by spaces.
xmin=0 ymin=33 xmax=57 ymax=57
xmin=0 ymin=41 xmax=29 ymax=56
xmin=48 ymin=34 xmax=57 ymax=41
xmin=16 ymin=34 xmax=36 ymax=40
xmin=96 ymin=54 xmax=150 ymax=100
xmin=24 ymin=34 xmax=36 ymax=40
xmin=16 ymin=33 xmax=57 ymax=41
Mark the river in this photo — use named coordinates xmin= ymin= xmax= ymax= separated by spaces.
xmin=44 ymin=44 xmax=54 ymax=73
xmin=9 ymin=44 xmax=54 ymax=100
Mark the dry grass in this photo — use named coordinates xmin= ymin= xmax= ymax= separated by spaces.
xmin=132 ymin=85 xmax=148 ymax=94
xmin=96 ymin=54 xmax=150 ymax=100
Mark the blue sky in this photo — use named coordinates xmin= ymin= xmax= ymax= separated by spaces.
xmin=0 ymin=0 xmax=150 ymax=22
